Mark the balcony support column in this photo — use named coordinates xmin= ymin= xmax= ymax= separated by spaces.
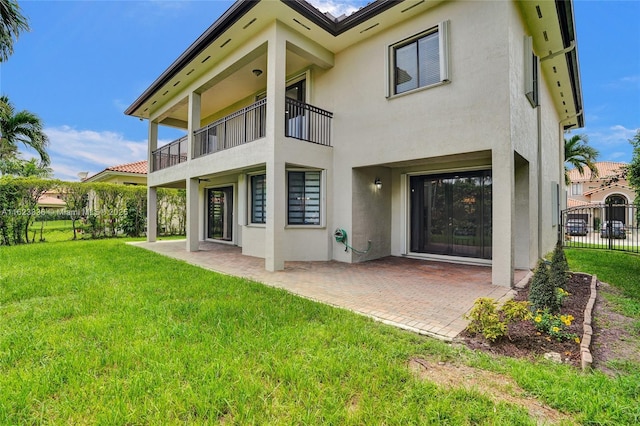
xmin=147 ymin=186 xmax=157 ymax=242
xmin=147 ymin=121 xmax=158 ymax=242
xmin=264 ymin=23 xmax=287 ymax=271
xmin=492 ymin=148 xmax=515 ymax=287
xmin=186 ymin=177 xmax=200 ymax=252
xmin=188 ymin=92 xmax=201 ymax=160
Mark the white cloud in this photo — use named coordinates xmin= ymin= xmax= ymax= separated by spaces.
xmin=606 ymin=125 xmax=639 ymax=144
xmin=620 ymin=75 xmax=640 ymax=87
xmin=44 ymin=126 xmax=148 ymax=181
xmin=306 ymin=0 xmax=367 ymax=17
xmin=607 ymin=151 xmax=628 ymax=161
xmin=604 ymin=74 xmax=640 ymax=90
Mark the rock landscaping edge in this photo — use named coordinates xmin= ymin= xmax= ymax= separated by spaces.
xmin=580 ymin=274 xmax=597 ymax=370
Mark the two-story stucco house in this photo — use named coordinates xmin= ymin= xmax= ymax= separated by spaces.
xmin=125 ymin=0 xmax=583 ymax=287
xmin=567 ymin=162 xmax=634 ymax=208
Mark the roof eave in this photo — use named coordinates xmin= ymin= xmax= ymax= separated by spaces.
xmin=556 ymin=0 xmax=584 ymax=129
xmin=124 ymin=0 xmax=405 ymax=118
xmin=124 ymin=0 xmax=259 ymax=117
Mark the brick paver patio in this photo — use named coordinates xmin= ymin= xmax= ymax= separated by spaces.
xmin=131 ymin=240 xmax=529 ymax=341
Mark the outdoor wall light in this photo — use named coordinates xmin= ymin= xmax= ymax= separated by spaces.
xmin=252 ymin=69 xmax=263 ymax=77
xmin=374 ymin=178 xmax=382 ymax=190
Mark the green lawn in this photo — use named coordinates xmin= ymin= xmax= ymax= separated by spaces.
xmin=566 ymin=248 xmax=640 ymax=373
xmin=27 ymin=219 xmax=185 ymax=243
xmin=1 ymin=241 xmax=639 ymax=424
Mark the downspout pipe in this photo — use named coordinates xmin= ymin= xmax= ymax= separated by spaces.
xmin=557 ymin=109 xmax=584 ymax=245
xmin=540 ymin=41 xmax=576 ymax=62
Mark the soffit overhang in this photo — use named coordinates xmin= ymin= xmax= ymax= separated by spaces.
xmin=125 ymin=0 xmax=445 ymax=120
xmin=126 ymin=0 xmax=584 ymax=131
xmin=517 ymin=0 xmax=584 ymax=129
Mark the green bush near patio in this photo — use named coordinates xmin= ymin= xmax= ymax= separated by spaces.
xmin=1 ymin=241 xmax=639 ymax=423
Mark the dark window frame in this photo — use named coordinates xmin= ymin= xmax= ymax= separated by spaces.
xmin=250 ymin=174 xmax=266 ymax=224
xmin=390 ymin=22 xmax=449 ymax=96
xmin=287 ymin=170 xmax=321 ymax=225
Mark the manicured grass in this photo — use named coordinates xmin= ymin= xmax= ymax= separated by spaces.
xmin=1 ymin=241 xmax=639 ymax=423
xmin=566 ymin=249 xmax=640 ymax=318
xmin=26 ymin=219 xmax=185 ymax=243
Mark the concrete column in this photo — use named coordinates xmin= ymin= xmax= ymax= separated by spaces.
xmin=147 ymin=121 xmax=158 ymax=242
xmin=148 ymin=121 xmax=158 ymax=172
xmin=147 ymin=186 xmax=157 ymax=242
xmin=186 ymin=177 xmax=200 ymax=252
xmin=264 ymin=23 xmax=287 ymax=271
xmin=491 ymin=148 xmax=515 ymax=287
xmin=187 ymin=92 xmax=201 ymax=160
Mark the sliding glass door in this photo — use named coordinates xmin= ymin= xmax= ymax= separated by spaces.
xmin=410 ymin=171 xmax=492 ymax=259
xmin=207 ymin=187 xmax=233 ymax=241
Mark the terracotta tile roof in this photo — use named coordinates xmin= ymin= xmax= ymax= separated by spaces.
xmin=567 ymin=198 xmax=589 ymax=208
xmin=37 ymin=195 xmax=66 ymax=207
xmin=106 ymin=160 xmax=147 ymax=175
xmin=567 ymin=161 xmax=626 ymax=182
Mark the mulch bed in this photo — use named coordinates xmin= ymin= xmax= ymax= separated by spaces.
xmin=459 ymin=273 xmax=592 ymax=367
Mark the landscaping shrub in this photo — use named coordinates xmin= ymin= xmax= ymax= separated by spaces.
xmin=549 ymin=242 xmax=569 ymax=290
xmin=528 ymin=259 xmax=561 ymax=313
xmin=533 ymin=310 xmax=579 ymax=342
xmin=465 ymin=298 xmax=531 ymax=342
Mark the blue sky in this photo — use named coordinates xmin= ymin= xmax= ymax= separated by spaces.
xmin=1 ymin=0 xmax=638 ymax=181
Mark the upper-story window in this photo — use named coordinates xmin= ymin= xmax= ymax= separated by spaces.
xmin=390 ymin=21 xmax=449 ymax=96
xmin=570 ymin=183 xmax=582 ymax=196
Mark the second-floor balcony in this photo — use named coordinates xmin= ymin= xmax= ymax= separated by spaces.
xmin=152 ymin=98 xmax=333 ymax=172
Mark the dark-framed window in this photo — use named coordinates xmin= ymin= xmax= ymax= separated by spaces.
xmin=391 ymin=22 xmax=448 ymax=95
xmin=524 ymin=36 xmax=539 ymax=107
xmin=250 ymin=174 xmax=266 ymax=224
xmin=288 ymin=171 xmax=321 ymax=225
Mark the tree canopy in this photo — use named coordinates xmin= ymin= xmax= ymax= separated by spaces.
xmin=0 ymin=0 xmax=29 ymax=62
xmin=626 ymin=130 xmax=640 ymax=198
xmin=564 ymin=134 xmax=599 ymax=185
xmin=0 ymin=95 xmax=50 ymax=166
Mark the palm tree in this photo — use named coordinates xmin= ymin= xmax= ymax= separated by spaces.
xmin=0 ymin=95 xmax=50 ymax=166
xmin=564 ymin=134 xmax=599 ymax=185
xmin=0 ymin=0 xmax=29 ymax=62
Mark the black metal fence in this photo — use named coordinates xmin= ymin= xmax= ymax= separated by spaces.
xmin=152 ymin=136 xmax=188 ymax=171
xmin=285 ymin=98 xmax=333 ymax=146
xmin=561 ymin=203 xmax=639 ymax=253
xmin=194 ymin=98 xmax=267 ymax=158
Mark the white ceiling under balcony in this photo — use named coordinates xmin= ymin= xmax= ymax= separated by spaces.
xmin=155 ymin=45 xmax=313 ymax=129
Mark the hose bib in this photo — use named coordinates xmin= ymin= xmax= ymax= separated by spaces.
xmin=334 ymin=227 xmax=371 ymax=254
xmin=334 ymin=228 xmax=347 ymax=243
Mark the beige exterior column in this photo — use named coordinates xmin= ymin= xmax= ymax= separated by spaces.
xmin=186 ymin=177 xmax=200 ymax=252
xmin=264 ymin=23 xmax=287 ymax=271
xmin=147 ymin=121 xmax=158 ymax=242
xmin=186 ymin=92 xmax=202 ymax=252
xmin=187 ymin=92 xmax=201 ymax=160
xmin=147 ymin=187 xmax=157 ymax=242
xmin=492 ymin=148 xmax=515 ymax=287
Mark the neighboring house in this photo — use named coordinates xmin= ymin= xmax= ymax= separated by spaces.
xmin=125 ymin=0 xmax=584 ymax=287
xmin=566 ymin=161 xmax=634 ymax=231
xmin=567 ymin=162 xmax=634 ymax=206
xmin=83 ymin=160 xmax=148 ymax=185
xmin=81 ymin=160 xmax=148 ymax=229
xmin=37 ymin=190 xmax=66 ymax=211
